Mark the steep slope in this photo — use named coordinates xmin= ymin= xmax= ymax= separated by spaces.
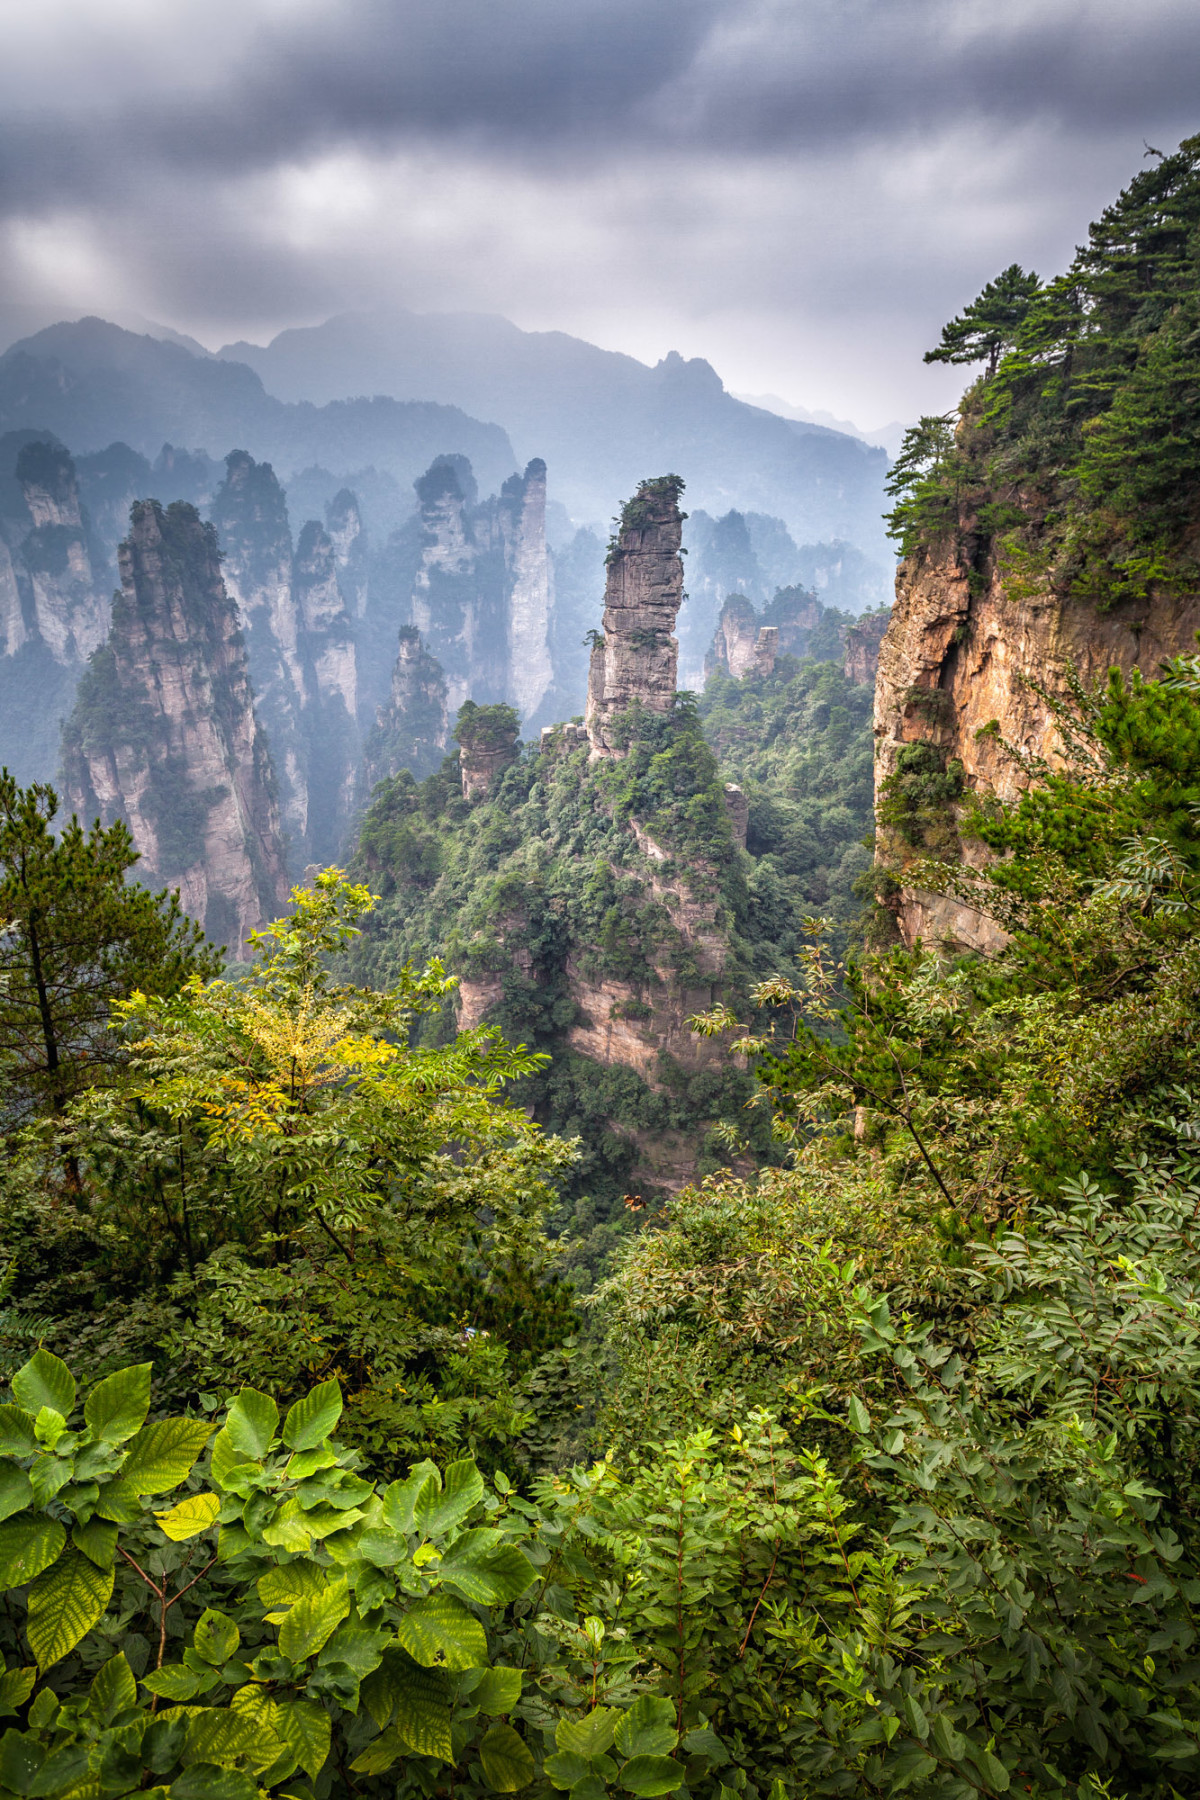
xmin=875 ymin=137 xmax=1200 ymax=952
xmin=62 ymin=500 xmax=290 ymax=949
xmin=0 ymin=319 xmax=517 ymax=498
xmin=0 ymin=433 xmax=111 ymax=784
xmin=218 ymin=307 xmax=891 ymax=555
xmin=349 ymin=478 xmax=879 ymax=1267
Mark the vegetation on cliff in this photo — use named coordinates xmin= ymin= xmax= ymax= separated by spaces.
xmin=888 ymin=135 xmax=1200 ymax=607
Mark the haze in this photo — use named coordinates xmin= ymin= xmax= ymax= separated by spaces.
xmin=1 ymin=0 xmax=1197 ymax=424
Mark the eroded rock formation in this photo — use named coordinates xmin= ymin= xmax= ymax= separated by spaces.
xmin=585 ymin=475 xmax=685 ymax=756
xmin=708 ymin=594 xmax=778 ymax=679
xmin=874 ymin=537 xmax=1200 ymax=949
xmin=360 ymin=627 xmax=450 ymax=792
xmin=62 ymin=500 xmax=290 ymax=950
xmin=843 ymin=607 xmax=890 ymax=686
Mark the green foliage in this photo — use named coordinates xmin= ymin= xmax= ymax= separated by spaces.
xmin=890 ymin=136 xmax=1200 ymax=604
xmin=0 ymin=772 xmax=217 ymax=1124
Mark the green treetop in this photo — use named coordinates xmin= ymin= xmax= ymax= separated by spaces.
xmin=922 ymin=262 xmax=1041 ymax=376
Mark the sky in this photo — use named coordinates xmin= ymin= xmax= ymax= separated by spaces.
xmin=1 ymin=0 xmax=1198 ymax=427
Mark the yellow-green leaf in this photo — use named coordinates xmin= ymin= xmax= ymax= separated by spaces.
xmin=473 ymin=1667 xmax=523 ymax=1715
xmin=480 ymin=1723 xmax=535 ymax=1792
xmin=122 ymin=1419 xmax=213 ymax=1495
xmin=11 ymin=1350 xmax=75 ymax=1422
xmin=156 ymin=1493 xmax=221 ymax=1542
xmin=390 ymin=1652 xmax=453 ymax=1759
xmin=281 ymin=1379 xmax=342 ymax=1452
xmin=89 ymin=1653 xmax=137 ymax=1724
xmin=0 ymin=1517 xmax=65 ymax=1592
xmin=26 ymin=1547 xmax=114 ymax=1670
xmin=277 ymin=1584 xmax=350 ymax=1662
xmin=83 ymin=1364 xmax=152 ymax=1444
xmin=396 ymin=1594 xmax=487 ymax=1671
xmin=225 ymin=1389 xmax=278 ymax=1461
xmin=71 ymin=1519 xmax=118 ymax=1569
xmin=0 ymin=1668 xmax=35 ymax=1716
xmin=209 ymin=1427 xmax=253 ymax=1489
xmin=272 ymin=1699 xmax=332 ymax=1780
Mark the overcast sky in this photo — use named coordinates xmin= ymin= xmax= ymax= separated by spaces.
xmin=2 ymin=0 xmax=1197 ymax=425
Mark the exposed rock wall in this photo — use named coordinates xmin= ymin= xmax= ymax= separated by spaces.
xmin=708 ymin=594 xmax=778 ymax=679
xmin=585 ymin=475 xmax=685 ymax=757
xmin=209 ymin=450 xmax=360 ymax=867
xmin=360 ymin=627 xmax=450 ymax=791
xmin=502 ymin=458 xmax=554 ymax=723
xmin=843 ymin=608 xmax=890 ymax=686
xmin=874 ymin=536 xmax=1200 ymax=949
xmin=62 ymin=500 xmax=290 ymax=950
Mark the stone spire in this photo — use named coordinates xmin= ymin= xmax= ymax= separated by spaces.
xmin=584 ymin=475 xmax=686 ymax=757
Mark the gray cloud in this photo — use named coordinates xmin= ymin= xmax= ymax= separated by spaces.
xmin=0 ymin=0 xmax=1196 ymax=420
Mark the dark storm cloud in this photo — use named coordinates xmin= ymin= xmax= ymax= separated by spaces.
xmin=2 ymin=0 xmax=1196 ymax=208
xmin=1 ymin=0 xmax=1197 ymax=418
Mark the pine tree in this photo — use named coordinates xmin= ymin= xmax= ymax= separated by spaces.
xmin=0 ymin=773 xmax=219 ymax=1124
xmin=924 ymin=263 xmax=1042 ymax=376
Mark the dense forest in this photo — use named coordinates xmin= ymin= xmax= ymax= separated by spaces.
xmin=2 ymin=138 xmax=1200 ymax=1800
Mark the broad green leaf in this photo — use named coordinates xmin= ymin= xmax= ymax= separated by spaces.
xmin=931 ymin=1715 xmax=967 ymax=1762
xmin=71 ymin=1519 xmax=118 ymax=1569
xmin=556 ymin=1708 xmax=618 ymax=1759
xmin=285 ymin=1446 xmax=337 ymax=1479
xmin=0 ymin=1668 xmax=35 ymax=1717
xmin=93 ymin=1477 xmax=141 ymax=1522
xmin=544 ymin=1750 xmax=590 ymax=1790
xmin=0 ymin=1408 xmax=37 ymax=1457
xmin=0 ymin=1517 xmax=66 ymax=1591
xmin=271 ymin=1699 xmax=331 ymax=1781
xmin=0 ymin=1727 xmax=43 ymax=1796
xmin=26 ymin=1546 xmax=114 ymax=1670
xmin=621 ymin=1755 xmax=686 ymax=1796
xmin=319 ymin=1623 xmax=387 ymax=1677
xmin=396 ymin=1593 xmax=487 ymax=1670
xmin=27 ymin=1743 xmax=88 ymax=1794
xmin=0 ymin=1464 xmax=33 ymax=1524
xmin=615 ymin=1697 xmax=676 ymax=1759
xmin=225 ymin=1390 xmax=278 ymax=1461
xmin=277 ymin=1584 xmax=350 ymax=1662
xmin=143 ymin=1667 xmax=205 ymax=1702
xmin=381 ymin=1462 xmax=440 ymax=1534
xmin=209 ymin=1428 xmax=253 ymax=1489
xmin=418 ymin=1460 xmax=484 ymax=1537
xmin=170 ymin=1763 xmax=257 ymax=1800
xmin=439 ymin=1531 xmax=536 ymax=1604
xmin=473 ymin=1667 xmax=523 ymax=1715
xmin=11 ymin=1351 xmax=74 ymax=1422
xmin=970 ymin=1748 xmax=1010 ymax=1792
xmin=257 ymin=1562 xmax=327 ymax=1614
xmin=83 ymin=1364 xmax=152 ymax=1444
xmin=261 ymin=1496 xmax=312 ymax=1552
xmin=184 ymin=1707 xmax=281 ymax=1771
xmin=194 ymin=1610 xmax=240 ymax=1666
xmin=157 ymin=1494 xmax=221 ymax=1542
xmin=282 ymin=1379 xmax=342 ymax=1451
xmin=28 ymin=1455 xmax=71 ymax=1508
xmin=89 ymin=1653 xmax=137 ymax=1725
xmin=480 ymin=1723 xmax=535 ymax=1792
xmin=387 ymin=1651 xmax=453 ymax=1758
xmin=122 ymin=1420 xmax=213 ymax=1495
xmin=26 ymin=1689 xmax=55 ymax=1730
xmin=358 ymin=1524 xmax=409 ymax=1567
xmin=349 ymin=1725 xmax=405 ymax=1775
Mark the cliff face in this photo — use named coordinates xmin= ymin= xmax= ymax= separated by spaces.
xmin=0 ymin=435 xmax=112 ymax=784
xmin=360 ymin=627 xmax=450 ymax=791
xmin=209 ymin=451 xmax=359 ymax=867
xmin=62 ymin=500 xmax=290 ymax=950
xmin=585 ymin=475 xmax=685 ymax=757
xmin=874 ymin=538 xmax=1200 ymax=950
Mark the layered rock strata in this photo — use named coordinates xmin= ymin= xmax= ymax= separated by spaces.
xmin=875 ymin=537 xmax=1200 ymax=949
xmin=62 ymin=500 xmax=290 ymax=950
xmin=585 ymin=475 xmax=686 ymax=757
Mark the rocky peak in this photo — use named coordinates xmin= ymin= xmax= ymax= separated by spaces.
xmin=360 ymin=626 xmax=450 ymax=792
xmin=842 ymin=607 xmax=890 ymax=686
xmin=708 ymin=594 xmax=778 ymax=679
xmin=324 ymin=488 xmax=368 ymax=618
xmin=455 ymin=700 xmax=519 ymax=802
xmin=12 ymin=439 xmax=109 ymax=666
xmin=497 ymin=458 xmax=554 ymax=724
xmin=585 ymin=474 xmax=686 ymax=757
xmin=61 ymin=499 xmax=289 ymax=951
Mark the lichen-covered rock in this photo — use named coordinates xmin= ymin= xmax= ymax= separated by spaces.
xmin=62 ymin=500 xmax=290 ymax=950
xmin=585 ymin=475 xmax=686 ymax=756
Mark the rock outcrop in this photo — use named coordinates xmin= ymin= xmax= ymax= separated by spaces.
xmin=843 ymin=607 xmax=890 ymax=686
xmin=456 ymin=701 xmax=520 ymax=802
xmin=874 ymin=537 xmax=1200 ymax=949
xmin=209 ymin=450 xmax=360 ymax=867
xmin=62 ymin=500 xmax=290 ymax=950
xmin=585 ymin=475 xmax=686 ymax=756
xmin=708 ymin=595 xmax=779 ymax=679
xmin=360 ymin=627 xmax=451 ymax=792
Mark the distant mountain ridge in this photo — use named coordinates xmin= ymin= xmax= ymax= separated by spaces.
xmin=217 ymin=307 xmax=892 ymax=554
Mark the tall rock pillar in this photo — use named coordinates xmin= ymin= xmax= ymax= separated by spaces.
xmin=62 ymin=500 xmax=291 ymax=953
xmin=585 ymin=475 xmax=686 ymax=758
